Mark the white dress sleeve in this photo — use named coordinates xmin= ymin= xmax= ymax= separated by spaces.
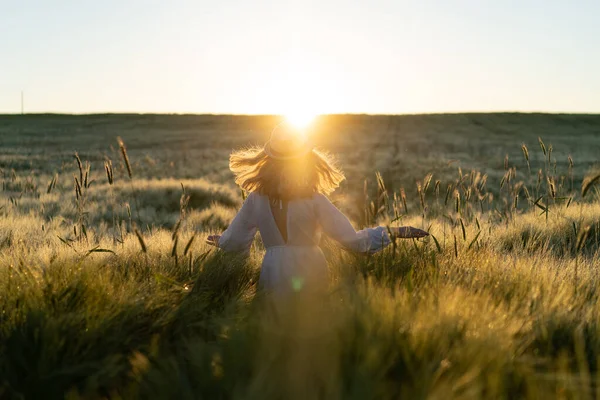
xmin=218 ymin=193 xmax=257 ymax=254
xmin=314 ymin=194 xmax=390 ymax=253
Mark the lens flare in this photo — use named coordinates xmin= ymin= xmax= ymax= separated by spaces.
xmin=291 ymin=276 xmax=305 ymax=292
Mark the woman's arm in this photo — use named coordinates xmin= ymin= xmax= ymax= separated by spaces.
xmin=314 ymin=195 xmax=429 ymax=253
xmin=314 ymin=194 xmax=390 ymax=253
xmin=207 ymin=193 xmax=257 ymax=254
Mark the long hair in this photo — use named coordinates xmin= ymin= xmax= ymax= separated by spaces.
xmin=229 ymin=146 xmax=345 ymax=200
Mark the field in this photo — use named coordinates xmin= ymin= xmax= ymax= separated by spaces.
xmin=1 ymin=113 xmax=600 ymax=399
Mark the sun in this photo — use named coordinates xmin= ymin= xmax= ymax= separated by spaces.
xmin=284 ymin=111 xmax=317 ymax=130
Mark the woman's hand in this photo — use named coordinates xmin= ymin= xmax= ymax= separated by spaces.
xmin=206 ymin=235 xmax=221 ymax=247
xmin=390 ymin=226 xmax=429 ymax=239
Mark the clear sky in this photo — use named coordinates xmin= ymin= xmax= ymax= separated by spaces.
xmin=1 ymin=0 xmax=599 ymax=114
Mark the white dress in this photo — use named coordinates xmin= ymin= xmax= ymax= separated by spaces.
xmin=217 ymin=192 xmax=390 ymax=294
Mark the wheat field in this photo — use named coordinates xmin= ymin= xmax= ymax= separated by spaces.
xmin=1 ymin=113 xmax=600 ymax=399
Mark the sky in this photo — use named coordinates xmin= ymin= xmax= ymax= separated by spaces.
xmin=1 ymin=0 xmax=599 ymax=115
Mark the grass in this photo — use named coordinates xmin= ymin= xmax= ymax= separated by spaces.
xmin=0 ymin=113 xmax=600 ymax=398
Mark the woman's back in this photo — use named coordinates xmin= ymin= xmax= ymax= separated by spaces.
xmin=255 ymin=194 xmax=320 ymax=248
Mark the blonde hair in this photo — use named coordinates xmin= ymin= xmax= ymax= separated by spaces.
xmin=229 ymin=146 xmax=345 ymax=200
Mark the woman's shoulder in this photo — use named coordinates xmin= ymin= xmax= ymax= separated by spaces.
xmin=245 ymin=191 xmax=263 ymax=203
xmin=310 ymin=192 xmax=328 ymax=202
xmin=246 ymin=191 xmax=272 ymax=207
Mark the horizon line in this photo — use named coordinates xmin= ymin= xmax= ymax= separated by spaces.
xmin=1 ymin=111 xmax=600 ymax=117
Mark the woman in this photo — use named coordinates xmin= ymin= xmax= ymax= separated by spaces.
xmin=207 ymin=121 xmax=428 ymax=294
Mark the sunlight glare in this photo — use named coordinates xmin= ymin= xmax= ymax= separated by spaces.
xmin=285 ymin=111 xmax=317 ymax=130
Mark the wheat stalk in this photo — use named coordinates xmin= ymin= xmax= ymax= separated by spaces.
xmin=582 ymin=173 xmax=600 ymax=198
xmin=183 ymin=235 xmax=196 ymax=256
xmin=46 ymin=174 xmax=57 ymax=194
xmin=455 ymin=189 xmax=460 ymax=214
xmin=538 ymin=137 xmax=547 ymax=156
xmin=171 ymin=235 xmax=179 ymax=257
xmin=400 ymin=188 xmax=408 ymax=214
xmin=521 ymin=143 xmax=531 ymax=174
xmin=118 ymin=137 xmax=133 ymax=179
xmin=104 ymin=160 xmax=114 ymax=185
xmin=134 ymin=228 xmax=147 ymax=253
xmin=172 ymin=219 xmax=182 ymax=240
xmin=74 ymin=152 xmax=84 ymax=183
xmin=117 ymin=137 xmax=141 ymax=223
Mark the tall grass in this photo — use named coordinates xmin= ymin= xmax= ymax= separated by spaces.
xmin=1 ymin=115 xmax=600 ymax=398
